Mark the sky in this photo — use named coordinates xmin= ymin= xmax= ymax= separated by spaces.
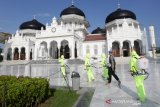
xmin=0 ymin=0 xmax=160 ymax=47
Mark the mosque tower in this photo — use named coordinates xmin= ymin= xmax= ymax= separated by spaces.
xmin=60 ymin=2 xmax=89 ymax=39
xmin=149 ymin=26 xmax=156 ymax=58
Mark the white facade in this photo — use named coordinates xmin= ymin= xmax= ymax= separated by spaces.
xmin=105 ymin=18 xmax=147 ymax=57
xmin=3 ymin=5 xmax=151 ymax=61
xmin=83 ymin=40 xmax=106 ymax=59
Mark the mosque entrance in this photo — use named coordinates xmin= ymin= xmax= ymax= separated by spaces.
xmin=134 ymin=40 xmax=142 ymax=55
xmin=122 ymin=41 xmax=130 ymax=57
xmin=14 ymin=48 xmax=19 ymax=60
xmin=50 ymin=41 xmax=58 ymax=59
xmin=20 ymin=47 xmax=26 ymax=60
xmin=112 ymin=42 xmax=120 ymax=57
xmin=40 ymin=42 xmax=48 ymax=59
xmin=60 ymin=40 xmax=70 ymax=59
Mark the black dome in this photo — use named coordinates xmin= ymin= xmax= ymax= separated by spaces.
xmin=91 ymin=27 xmax=106 ymax=34
xmin=105 ymin=8 xmax=136 ymax=23
xmin=19 ymin=19 xmax=45 ymax=30
xmin=60 ymin=5 xmax=85 ymax=18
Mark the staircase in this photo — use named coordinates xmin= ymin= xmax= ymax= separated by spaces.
xmin=0 ymin=59 xmax=84 ymax=65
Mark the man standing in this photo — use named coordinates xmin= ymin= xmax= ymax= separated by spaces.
xmin=84 ymin=53 xmax=95 ymax=82
xmin=108 ymin=51 xmax=121 ymax=88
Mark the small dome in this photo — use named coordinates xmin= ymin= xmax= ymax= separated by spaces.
xmin=91 ymin=27 xmax=106 ymax=35
xmin=105 ymin=8 xmax=136 ymax=23
xmin=60 ymin=5 xmax=85 ymax=18
xmin=19 ymin=19 xmax=45 ymax=30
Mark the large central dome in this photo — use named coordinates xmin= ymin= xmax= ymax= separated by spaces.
xmin=105 ymin=8 xmax=136 ymax=23
xmin=60 ymin=5 xmax=85 ymax=18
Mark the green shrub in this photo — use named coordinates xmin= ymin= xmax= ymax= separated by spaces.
xmin=0 ymin=76 xmax=50 ymax=107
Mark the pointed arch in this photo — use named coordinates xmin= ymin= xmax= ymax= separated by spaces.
xmin=112 ymin=41 xmax=120 ymax=57
xmin=14 ymin=47 xmax=19 ymax=60
xmin=50 ymin=40 xmax=58 ymax=59
xmin=40 ymin=41 xmax=48 ymax=59
xmin=60 ymin=40 xmax=70 ymax=59
xmin=122 ymin=40 xmax=130 ymax=57
xmin=20 ymin=47 xmax=26 ymax=60
xmin=134 ymin=39 xmax=143 ymax=55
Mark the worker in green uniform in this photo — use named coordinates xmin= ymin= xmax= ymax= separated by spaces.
xmin=58 ymin=55 xmax=66 ymax=76
xmin=100 ymin=53 xmax=109 ymax=80
xmin=129 ymin=49 xmax=146 ymax=102
xmin=84 ymin=53 xmax=95 ymax=82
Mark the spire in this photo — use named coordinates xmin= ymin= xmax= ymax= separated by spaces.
xmin=72 ymin=0 xmax=74 ymax=5
xmin=33 ymin=15 xmax=36 ymax=19
xmin=117 ymin=0 xmax=121 ymax=9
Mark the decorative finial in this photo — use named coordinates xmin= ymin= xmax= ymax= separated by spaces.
xmin=33 ymin=15 xmax=36 ymax=19
xmin=72 ymin=0 xmax=74 ymax=5
xmin=117 ymin=0 xmax=120 ymax=9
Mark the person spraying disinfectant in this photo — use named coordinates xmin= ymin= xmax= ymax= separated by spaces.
xmin=58 ymin=55 xmax=66 ymax=76
xmin=84 ymin=53 xmax=95 ymax=82
xmin=129 ymin=48 xmax=146 ymax=102
xmin=100 ymin=53 xmax=109 ymax=80
xmin=58 ymin=55 xmax=71 ymax=91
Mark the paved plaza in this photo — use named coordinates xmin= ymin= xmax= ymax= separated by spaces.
xmin=0 ymin=58 xmax=160 ymax=107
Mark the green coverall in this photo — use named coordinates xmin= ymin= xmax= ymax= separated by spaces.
xmin=58 ymin=55 xmax=66 ymax=76
xmin=84 ymin=53 xmax=95 ymax=82
xmin=129 ymin=50 xmax=146 ymax=102
xmin=101 ymin=53 xmax=109 ymax=79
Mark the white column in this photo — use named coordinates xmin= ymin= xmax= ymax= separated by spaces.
xmin=120 ymin=43 xmax=123 ymax=57
xmin=3 ymin=48 xmax=7 ymax=61
xmin=26 ymin=46 xmax=29 ymax=60
xmin=131 ymin=41 xmax=134 ymax=52
xmin=57 ymin=42 xmax=61 ymax=58
xmin=77 ymin=41 xmax=80 ymax=58
xmin=47 ymin=42 xmax=50 ymax=60
xmin=132 ymin=22 xmax=134 ymax=29
xmin=11 ymin=50 xmax=13 ymax=60
xmin=149 ymin=26 xmax=156 ymax=58
xmin=70 ymin=40 xmax=75 ymax=59
xmin=11 ymin=48 xmax=14 ymax=60
xmin=116 ymin=24 xmax=119 ymax=32
xmin=19 ymin=47 xmax=21 ymax=60
xmin=138 ymin=25 xmax=141 ymax=32
xmin=34 ymin=43 xmax=38 ymax=60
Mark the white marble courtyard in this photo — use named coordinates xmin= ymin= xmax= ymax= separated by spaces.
xmin=0 ymin=57 xmax=160 ymax=107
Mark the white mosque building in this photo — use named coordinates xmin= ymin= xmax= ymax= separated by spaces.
xmin=3 ymin=4 xmax=155 ymax=61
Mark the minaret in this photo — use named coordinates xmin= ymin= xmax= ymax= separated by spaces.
xmin=149 ymin=26 xmax=156 ymax=58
